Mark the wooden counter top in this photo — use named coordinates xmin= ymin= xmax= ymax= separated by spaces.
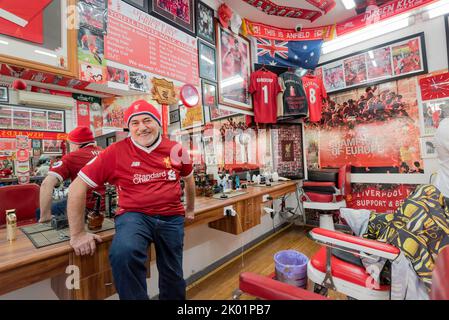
xmin=0 ymin=180 xmax=299 ymax=297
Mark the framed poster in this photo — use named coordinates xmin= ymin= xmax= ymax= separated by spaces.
xmin=179 ymin=103 xmax=205 ymax=130
xmin=0 ymin=104 xmax=65 ymax=132
xmin=0 ymin=0 xmax=78 ymax=77
xmin=122 ymin=0 xmax=149 ymax=12
xmin=42 ymin=139 xmax=63 ymax=154
xmin=216 ymin=24 xmax=252 ymax=111
xmin=318 ymin=33 xmax=427 ymax=94
xmin=419 ymin=98 xmax=449 ymax=136
xmin=196 ymin=1 xmax=215 ymax=44
xmin=149 ymin=0 xmax=196 ymax=36
xmin=420 ymin=136 xmax=437 ymax=159
xmin=0 ymin=86 xmax=8 ymax=103
xmin=202 ymin=79 xmax=236 ymax=121
xmin=198 ymin=40 xmax=217 ymax=82
xmin=365 ymin=47 xmax=392 ymax=81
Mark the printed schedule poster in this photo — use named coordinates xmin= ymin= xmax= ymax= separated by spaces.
xmin=105 ymin=0 xmax=199 ymax=85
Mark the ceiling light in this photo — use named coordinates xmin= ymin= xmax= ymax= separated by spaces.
xmin=341 ymin=0 xmax=355 ymax=10
xmin=322 ymin=13 xmax=410 ymax=54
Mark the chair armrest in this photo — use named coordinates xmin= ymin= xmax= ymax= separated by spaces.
xmin=239 ymin=272 xmax=327 ymax=300
xmin=303 ymin=181 xmax=336 ymax=187
xmin=309 ymin=228 xmax=400 ymax=260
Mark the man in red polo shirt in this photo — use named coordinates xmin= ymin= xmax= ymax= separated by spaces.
xmin=67 ymin=100 xmax=195 ymax=300
xmin=37 ymin=126 xmax=104 ymax=223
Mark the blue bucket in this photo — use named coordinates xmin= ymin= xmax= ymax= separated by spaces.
xmin=274 ymin=250 xmax=309 ymax=288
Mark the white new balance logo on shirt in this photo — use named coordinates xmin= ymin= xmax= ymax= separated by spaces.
xmin=131 ymin=161 xmax=141 ymax=167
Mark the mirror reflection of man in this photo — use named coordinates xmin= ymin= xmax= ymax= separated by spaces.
xmin=37 ymin=127 xmax=104 ymax=223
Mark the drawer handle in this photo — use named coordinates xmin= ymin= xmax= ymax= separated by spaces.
xmin=105 ymin=282 xmax=113 ymax=286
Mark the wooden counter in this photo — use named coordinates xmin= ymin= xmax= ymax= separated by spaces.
xmin=0 ymin=180 xmax=299 ymax=299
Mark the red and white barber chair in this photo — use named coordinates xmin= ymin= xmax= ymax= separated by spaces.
xmin=306 ymin=227 xmax=399 ymax=300
xmin=235 ymin=228 xmax=403 ymax=300
xmin=302 ymin=165 xmax=352 ymax=231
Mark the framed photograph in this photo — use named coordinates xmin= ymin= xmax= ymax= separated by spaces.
xmin=0 ymin=104 xmax=65 ymax=132
xmin=318 ymin=33 xmax=427 ymax=94
xmin=391 ymin=37 xmax=423 ymax=76
xmin=419 ymin=98 xmax=449 ymax=136
xmin=0 ymin=86 xmax=8 ymax=103
xmin=179 ymin=103 xmax=205 ymax=130
xmin=129 ymin=71 xmax=149 ymax=92
xmin=122 ymin=0 xmax=149 ymax=12
xmin=196 ymin=1 xmax=215 ymax=44
xmin=42 ymin=139 xmax=63 ymax=155
xmin=198 ymin=40 xmax=217 ymax=82
xmin=216 ymin=24 xmax=252 ymax=111
xmin=77 ymin=26 xmax=105 ymax=67
xmin=420 ymin=136 xmax=437 ymax=159
xmin=322 ymin=62 xmax=345 ymax=92
xmin=0 ymin=0 xmax=78 ymax=77
xmin=365 ymin=47 xmax=392 ymax=81
xmin=169 ymin=109 xmax=180 ymax=124
xmin=343 ymin=54 xmax=367 ymax=87
xmin=149 ymin=0 xmax=196 ymax=36
xmin=202 ymin=79 xmax=236 ymax=121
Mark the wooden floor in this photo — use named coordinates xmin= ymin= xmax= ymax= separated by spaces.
xmin=186 ymin=225 xmax=327 ymax=300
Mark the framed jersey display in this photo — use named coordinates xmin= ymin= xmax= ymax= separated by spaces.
xmin=216 ymin=23 xmax=253 ymax=111
xmin=317 ymin=33 xmax=427 ymax=94
xmin=0 ymin=0 xmax=78 ymax=77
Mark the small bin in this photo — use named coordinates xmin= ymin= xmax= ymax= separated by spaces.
xmin=274 ymin=250 xmax=309 ymax=289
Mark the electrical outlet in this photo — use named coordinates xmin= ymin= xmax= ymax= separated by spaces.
xmin=223 ymin=205 xmax=234 ymax=216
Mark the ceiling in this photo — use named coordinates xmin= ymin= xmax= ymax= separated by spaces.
xmin=225 ymin=0 xmax=371 ymax=29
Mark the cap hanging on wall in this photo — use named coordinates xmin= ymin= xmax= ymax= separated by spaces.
xmin=218 ymin=3 xmax=233 ymax=29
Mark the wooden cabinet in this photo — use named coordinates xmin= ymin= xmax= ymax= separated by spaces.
xmin=208 ymin=198 xmax=262 ymax=235
xmin=51 ymin=241 xmax=152 ymax=300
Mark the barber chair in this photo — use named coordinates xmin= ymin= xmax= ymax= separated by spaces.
xmin=236 ymin=229 xmax=449 ymax=300
xmin=0 ymin=183 xmax=39 ymax=226
xmin=302 ymin=165 xmax=351 ymax=230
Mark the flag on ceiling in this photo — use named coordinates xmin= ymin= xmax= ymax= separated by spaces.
xmin=256 ymin=38 xmax=323 ymax=70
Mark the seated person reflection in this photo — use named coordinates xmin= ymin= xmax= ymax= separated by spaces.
xmin=36 ymin=126 xmax=104 ymax=223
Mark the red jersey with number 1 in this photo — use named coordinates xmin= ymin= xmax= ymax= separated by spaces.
xmin=302 ymin=74 xmax=327 ymax=122
xmin=249 ymin=70 xmax=281 ymax=123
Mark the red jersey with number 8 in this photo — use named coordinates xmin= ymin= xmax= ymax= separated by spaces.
xmin=249 ymin=70 xmax=281 ymax=123
xmin=302 ymin=74 xmax=327 ymax=122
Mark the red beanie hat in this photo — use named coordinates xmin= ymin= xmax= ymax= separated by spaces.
xmin=124 ymin=100 xmax=161 ymax=127
xmin=67 ymin=126 xmax=95 ymax=144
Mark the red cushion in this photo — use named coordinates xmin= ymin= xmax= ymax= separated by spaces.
xmin=305 ymin=192 xmax=343 ymax=203
xmin=303 ymin=181 xmax=336 ymax=187
xmin=311 ymin=247 xmax=389 ymax=291
xmin=239 ymin=272 xmax=328 ymax=300
xmin=311 ymin=228 xmax=400 ymax=255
